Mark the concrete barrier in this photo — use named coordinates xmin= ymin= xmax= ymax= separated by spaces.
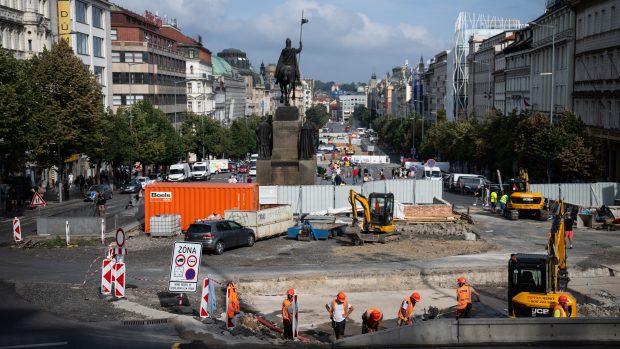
xmin=37 ymin=217 xmax=104 ymax=236
xmin=333 ymin=317 xmax=620 ymax=347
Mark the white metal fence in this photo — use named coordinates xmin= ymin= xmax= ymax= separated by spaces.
xmin=262 ymin=180 xmax=442 ymax=213
xmin=530 ymin=182 xmax=620 ymax=207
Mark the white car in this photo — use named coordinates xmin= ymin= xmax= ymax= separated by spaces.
xmin=135 ymin=176 xmax=154 ymax=189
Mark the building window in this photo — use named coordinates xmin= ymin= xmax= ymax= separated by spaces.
xmin=187 ymin=102 xmax=193 ymax=111
xmin=28 ymin=39 xmax=32 ymax=51
xmin=76 ymin=33 xmax=89 ymax=55
xmin=187 ymin=82 xmax=192 ymax=93
xmin=93 ymin=36 xmax=104 ymax=57
xmin=113 ymin=95 xmax=122 ymax=106
xmin=92 ymin=7 xmax=103 ymax=29
xmin=94 ymin=66 xmax=104 ymax=86
xmin=112 ymin=51 xmax=121 ymax=63
xmin=76 ymin=1 xmax=88 ymax=24
xmin=111 ymin=29 xmax=117 ymax=41
xmin=197 ymin=101 xmax=202 ymax=111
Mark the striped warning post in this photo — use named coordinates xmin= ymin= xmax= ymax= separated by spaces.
xmin=101 ymin=258 xmax=113 ymax=295
xmin=114 ymin=262 xmax=125 ymax=298
xmin=13 ymin=217 xmax=22 ymax=243
xmin=199 ymin=278 xmax=210 ymax=318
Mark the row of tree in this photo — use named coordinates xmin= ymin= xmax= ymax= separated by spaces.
xmin=0 ymin=42 xmax=260 ymax=181
xmin=369 ymin=109 xmax=597 ymax=183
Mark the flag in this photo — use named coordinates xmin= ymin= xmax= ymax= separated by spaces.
xmin=301 ymin=18 xmax=309 ymax=25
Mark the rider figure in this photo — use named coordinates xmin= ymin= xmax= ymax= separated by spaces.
xmin=275 ymin=38 xmax=302 ymax=104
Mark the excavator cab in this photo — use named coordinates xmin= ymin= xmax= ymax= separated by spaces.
xmin=368 ymin=193 xmax=394 ymax=228
xmin=347 ymin=190 xmax=398 ymax=244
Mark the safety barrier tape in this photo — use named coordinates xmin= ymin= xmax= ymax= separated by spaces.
xmin=80 ymin=256 xmax=102 ymax=287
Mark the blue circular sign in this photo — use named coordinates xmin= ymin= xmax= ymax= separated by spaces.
xmin=185 ymin=268 xmax=196 ymax=280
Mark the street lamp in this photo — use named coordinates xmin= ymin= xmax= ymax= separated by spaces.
xmin=529 ymin=21 xmax=555 ymax=125
xmin=473 ymin=60 xmax=492 ymax=115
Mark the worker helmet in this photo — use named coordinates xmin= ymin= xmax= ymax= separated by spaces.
xmin=371 ymin=310 xmax=382 ymax=321
xmin=287 ymin=288 xmax=295 ymax=296
xmin=558 ymin=295 xmax=568 ymax=303
xmin=457 ymin=276 xmax=466 ymax=284
xmin=411 ymin=292 xmax=421 ymax=302
xmin=337 ymin=291 xmax=346 ymax=302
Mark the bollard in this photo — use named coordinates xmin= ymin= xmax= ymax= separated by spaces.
xmin=65 ymin=220 xmax=70 ymax=245
xmin=101 ymin=218 xmax=105 ymax=245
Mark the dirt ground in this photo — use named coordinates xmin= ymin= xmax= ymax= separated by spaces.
xmin=330 ymin=239 xmax=492 ymax=260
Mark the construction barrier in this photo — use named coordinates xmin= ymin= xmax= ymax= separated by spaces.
xmin=13 ymin=217 xmax=21 ymax=243
xmin=199 ymin=278 xmax=210 ymax=318
xmin=101 ymin=258 xmax=113 ymax=295
xmin=530 ymin=182 xmax=620 ymax=207
xmin=114 ymin=262 xmax=126 ymax=298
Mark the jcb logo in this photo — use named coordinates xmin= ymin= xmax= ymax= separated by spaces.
xmin=532 ymin=308 xmax=549 ymax=316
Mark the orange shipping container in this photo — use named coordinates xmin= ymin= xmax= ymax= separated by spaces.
xmin=144 ymin=182 xmax=259 ymax=232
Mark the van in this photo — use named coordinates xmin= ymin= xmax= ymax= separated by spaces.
xmin=449 ymin=173 xmax=485 ymax=191
xmin=168 ymin=163 xmax=191 ymax=182
xmin=191 ymin=162 xmax=212 ymax=181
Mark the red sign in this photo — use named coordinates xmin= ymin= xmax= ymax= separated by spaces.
xmin=115 ymin=228 xmax=126 ymax=247
xmin=30 ymin=192 xmax=46 ymax=207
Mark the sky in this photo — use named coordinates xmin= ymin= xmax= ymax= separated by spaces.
xmin=116 ymin=0 xmax=546 ymax=83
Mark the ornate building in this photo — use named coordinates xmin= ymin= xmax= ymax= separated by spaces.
xmin=0 ymin=0 xmax=51 ymax=59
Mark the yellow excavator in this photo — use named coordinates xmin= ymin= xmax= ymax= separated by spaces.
xmin=508 ymin=200 xmax=576 ymax=317
xmin=504 ymin=168 xmax=547 ymax=221
xmin=346 ymin=189 xmax=399 ymax=245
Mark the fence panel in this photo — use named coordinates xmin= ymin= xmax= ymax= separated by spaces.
xmin=276 ymin=186 xmax=300 ymax=213
xmin=335 ymin=185 xmax=362 ymax=209
xmin=300 ymin=185 xmax=334 ymax=213
xmin=530 ymin=182 xmax=620 ymax=207
xmin=415 ymin=180 xmax=443 ymax=204
xmin=384 ymin=180 xmax=415 ymax=204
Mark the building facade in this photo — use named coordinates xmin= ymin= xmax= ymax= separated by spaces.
xmin=211 ymin=55 xmax=245 ymax=124
xmin=424 ymin=50 xmax=449 ymax=122
xmin=337 ymin=93 xmax=367 ymax=121
xmin=503 ymin=27 xmax=533 ymax=115
xmin=1 ymin=0 xmax=52 ymax=59
xmin=110 ymin=7 xmax=186 ymax=126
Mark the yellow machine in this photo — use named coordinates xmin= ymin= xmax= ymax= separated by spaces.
xmin=346 ymin=189 xmax=398 ymax=245
xmin=505 ymin=169 xmax=547 ymax=221
xmin=508 ymin=201 xmax=576 ymax=317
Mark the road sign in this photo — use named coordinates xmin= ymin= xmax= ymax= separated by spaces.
xmin=115 ymin=228 xmax=126 ymax=247
xmin=30 ymin=192 xmax=46 ymax=207
xmin=168 ymin=242 xmax=202 ymax=293
xmin=12 ymin=218 xmax=22 ymax=243
xmin=427 ymin=158 xmax=436 ymax=168
xmin=199 ymin=278 xmax=210 ymax=318
xmin=90 ymin=191 xmax=97 ymax=200
xmin=101 ymin=258 xmax=113 ymax=295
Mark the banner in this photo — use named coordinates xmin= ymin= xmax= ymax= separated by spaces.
xmin=57 ymin=0 xmax=71 ymax=42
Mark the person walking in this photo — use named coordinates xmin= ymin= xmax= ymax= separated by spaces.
xmin=553 ymin=295 xmax=570 ymax=318
xmin=379 ymin=169 xmax=386 ymax=180
xmin=564 ymin=211 xmax=574 ymax=249
xmin=456 ymin=276 xmax=480 ymax=319
xmin=397 ymin=292 xmax=421 ymax=326
xmin=490 ymin=191 xmax=498 ymax=213
xmin=352 ymin=167 xmax=358 ymax=184
xmin=361 ymin=308 xmax=382 ymax=334
xmin=281 ymin=288 xmax=295 ymax=340
xmin=95 ymin=191 xmax=107 ymax=218
xmin=325 ymin=291 xmax=353 ymax=340
xmin=357 ymin=166 xmax=362 ymax=182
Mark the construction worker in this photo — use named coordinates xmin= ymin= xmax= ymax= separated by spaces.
xmin=499 ymin=193 xmax=509 ymax=214
xmin=490 ymin=190 xmax=498 ymax=213
xmin=361 ymin=308 xmax=382 ymax=334
xmin=456 ymin=276 xmax=480 ymax=319
xmin=397 ymin=292 xmax=421 ymax=326
xmin=553 ymin=295 xmax=569 ymax=318
xmin=325 ymin=291 xmax=354 ymax=339
xmin=281 ymin=288 xmax=295 ymax=339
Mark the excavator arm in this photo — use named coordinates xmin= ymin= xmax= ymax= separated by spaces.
xmin=548 ymin=200 xmax=569 ymax=291
xmin=348 ymin=189 xmax=371 ymax=230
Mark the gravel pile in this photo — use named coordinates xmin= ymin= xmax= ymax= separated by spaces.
xmin=398 ymin=222 xmax=477 ymax=240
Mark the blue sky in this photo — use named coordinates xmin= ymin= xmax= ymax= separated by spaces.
xmin=116 ymin=0 xmax=545 ymax=82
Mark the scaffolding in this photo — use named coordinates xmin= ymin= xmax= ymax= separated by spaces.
xmin=449 ymin=12 xmax=524 ymax=120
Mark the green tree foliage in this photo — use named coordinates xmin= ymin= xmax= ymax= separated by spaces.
xmin=130 ymin=101 xmax=183 ymax=166
xmin=352 ymin=105 xmax=371 ymax=128
xmin=305 ymin=105 xmax=330 ymax=128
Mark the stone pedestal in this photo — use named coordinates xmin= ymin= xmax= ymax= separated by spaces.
xmin=299 ymin=158 xmax=317 ymax=185
xmin=256 ymin=160 xmax=272 ymax=186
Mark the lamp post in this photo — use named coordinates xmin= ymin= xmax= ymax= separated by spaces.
xmin=410 ymin=116 xmax=416 ymax=159
xmin=473 ymin=60 xmax=492 ymax=115
xmin=529 ymin=21 xmax=555 ymax=125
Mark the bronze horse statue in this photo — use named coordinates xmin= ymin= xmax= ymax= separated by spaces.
xmin=275 ymin=38 xmax=302 ymax=106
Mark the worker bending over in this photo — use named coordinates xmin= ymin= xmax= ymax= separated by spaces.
xmin=397 ymin=292 xmax=421 ymax=326
xmin=325 ymin=291 xmax=354 ymax=339
xmin=456 ymin=276 xmax=480 ymax=319
xmin=361 ymin=308 xmax=382 ymax=334
xmin=281 ymin=288 xmax=295 ymax=339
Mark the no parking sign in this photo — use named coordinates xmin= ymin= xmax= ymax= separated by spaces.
xmin=168 ymin=242 xmax=202 ymax=292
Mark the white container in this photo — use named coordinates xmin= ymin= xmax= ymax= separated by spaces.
xmin=149 ymin=214 xmax=182 ymax=237
xmin=225 ymin=205 xmax=293 ymax=240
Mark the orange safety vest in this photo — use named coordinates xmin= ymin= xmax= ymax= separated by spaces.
xmin=282 ymin=298 xmax=293 ymax=321
xmin=398 ymin=298 xmax=415 ymax=320
xmin=227 ymin=284 xmax=240 ymax=318
xmin=456 ymin=285 xmax=472 ymax=310
xmin=330 ymin=299 xmax=349 ymax=319
xmin=365 ymin=308 xmax=381 ymax=327
xmin=553 ymin=304 xmax=567 ymax=318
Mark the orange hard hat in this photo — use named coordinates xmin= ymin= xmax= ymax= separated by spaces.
xmin=558 ymin=295 xmax=568 ymax=303
xmin=287 ymin=288 xmax=295 ymax=296
xmin=411 ymin=292 xmax=421 ymax=302
xmin=371 ymin=310 xmax=382 ymax=321
xmin=337 ymin=291 xmax=346 ymax=302
xmin=457 ymin=276 xmax=466 ymax=284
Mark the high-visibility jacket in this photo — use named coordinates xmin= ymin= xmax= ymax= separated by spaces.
xmin=490 ymin=192 xmax=497 ymax=203
xmin=330 ymin=299 xmax=349 ymax=320
xmin=227 ymin=284 xmax=240 ymax=317
xmin=398 ymin=298 xmax=415 ymax=321
xmin=553 ymin=304 xmax=567 ymax=318
xmin=456 ymin=285 xmax=473 ymax=310
xmin=364 ymin=308 xmax=381 ymax=327
xmin=499 ymin=194 xmax=509 ymax=204
xmin=282 ymin=298 xmax=293 ymax=321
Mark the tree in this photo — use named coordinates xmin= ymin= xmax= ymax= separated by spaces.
xmin=305 ymin=105 xmax=330 ymax=128
xmin=352 ymin=105 xmax=371 ymax=128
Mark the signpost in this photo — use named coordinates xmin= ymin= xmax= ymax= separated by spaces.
xmin=168 ymin=242 xmax=202 ymax=292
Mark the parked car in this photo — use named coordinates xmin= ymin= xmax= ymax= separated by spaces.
xmin=120 ymin=179 xmax=141 ymax=194
xmin=228 ymin=162 xmax=238 ymax=173
xmin=237 ymin=163 xmax=249 ymax=174
xmin=135 ymin=176 xmax=154 ymax=189
xmin=184 ymin=220 xmax=255 ymax=255
xmin=84 ymin=184 xmax=113 ymax=201
xmin=168 ymin=163 xmax=192 ymax=182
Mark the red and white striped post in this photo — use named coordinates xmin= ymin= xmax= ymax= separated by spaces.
xmin=199 ymin=278 xmax=210 ymax=318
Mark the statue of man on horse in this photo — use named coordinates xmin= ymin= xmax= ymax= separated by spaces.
xmin=275 ymin=38 xmax=302 ymax=105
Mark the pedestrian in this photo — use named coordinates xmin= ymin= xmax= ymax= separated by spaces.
xmin=246 ymin=176 xmax=252 ymax=183
xmin=553 ymin=295 xmax=570 ymax=318
xmin=361 ymin=308 xmax=382 ymax=334
xmin=281 ymin=288 xmax=295 ymax=340
xmin=484 ymin=185 xmax=490 ymax=207
xmin=490 ymin=191 xmax=498 ymax=213
xmin=95 ymin=191 xmax=107 ymax=218
xmin=564 ymin=211 xmax=574 ymax=249
xmin=363 ymin=173 xmax=369 ymax=182
xmin=397 ymin=292 xmax=421 ymax=326
xmin=357 ymin=166 xmax=362 ymax=182
xmin=352 ymin=167 xmax=358 ymax=184
xmin=325 ymin=291 xmax=354 ymax=340
xmin=473 ymin=186 xmax=481 ymax=206
xmin=499 ymin=193 xmax=509 ymax=214
xmin=456 ymin=276 xmax=480 ymax=319
xmin=379 ymin=169 xmax=385 ymax=180
xmin=335 ymin=174 xmax=343 ymax=186
xmin=228 ymin=175 xmax=237 ymax=184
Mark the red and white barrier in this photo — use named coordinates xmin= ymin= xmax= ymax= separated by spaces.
xmin=101 ymin=258 xmax=113 ymax=295
xmin=12 ymin=217 xmax=22 ymax=243
xmin=114 ymin=262 xmax=125 ymax=298
xmin=199 ymin=278 xmax=210 ymax=318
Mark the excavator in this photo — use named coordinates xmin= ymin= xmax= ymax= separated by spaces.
xmin=345 ymin=189 xmax=399 ymax=245
xmin=504 ymin=168 xmax=548 ymax=221
xmin=508 ymin=200 xmax=577 ymax=317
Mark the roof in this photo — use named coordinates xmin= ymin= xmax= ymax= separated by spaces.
xmin=212 ymin=56 xmax=233 ymax=75
xmin=160 ymin=26 xmax=212 ymax=54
